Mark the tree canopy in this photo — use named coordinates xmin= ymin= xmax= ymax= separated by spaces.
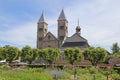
xmin=64 ymin=48 xmax=82 ymax=65
xmin=4 ymin=46 xmax=20 ymax=63
xmin=40 ymin=48 xmax=60 ymax=65
xmin=111 ymin=42 xmax=120 ymax=54
xmin=83 ymin=47 xmax=108 ymax=66
xmin=0 ymin=47 xmax=5 ymax=60
xmin=21 ymin=45 xmax=39 ymax=64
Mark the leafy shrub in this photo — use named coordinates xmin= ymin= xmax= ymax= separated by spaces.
xmin=111 ymin=73 xmax=120 ymax=80
xmin=77 ymin=68 xmax=89 ymax=75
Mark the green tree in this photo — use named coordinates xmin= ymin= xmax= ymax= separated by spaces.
xmin=41 ymin=48 xmax=60 ymax=67
xmin=111 ymin=53 xmax=120 ymax=58
xmin=64 ymin=48 xmax=82 ymax=78
xmin=111 ymin=73 xmax=120 ymax=80
xmin=21 ymin=46 xmax=31 ymax=64
xmin=0 ymin=47 xmax=5 ymax=60
xmin=21 ymin=46 xmax=39 ymax=64
xmin=83 ymin=47 xmax=108 ymax=66
xmin=111 ymin=43 xmax=120 ymax=58
xmin=103 ymin=71 xmax=111 ymax=80
xmin=32 ymin=48 xmax=40 ymax=62
xmin=89 ymin=67 xmax=98 ymax=80
xmin=4 ymin=46 xmax=20 ymax=63
xmin=64 ymin=48 xmax=82 ymax=65
xmin=83 ymin=47 xmax=94 ymax=60
xmin=111 ymin=42 xmax=120 ymax=54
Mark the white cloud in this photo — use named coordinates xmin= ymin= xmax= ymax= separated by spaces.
xmin=0 ymin=21 xmax=37 ymax=48
xmin=63 ymin=0 xmax=120 ymax=51
xmin=0 ymin=0 xmax=120 ymax=52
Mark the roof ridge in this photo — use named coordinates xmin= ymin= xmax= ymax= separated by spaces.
xmin=43 ymin=32 xmax=58 ymax=40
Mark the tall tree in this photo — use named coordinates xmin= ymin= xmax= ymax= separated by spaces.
xmin=4 ymin=46 xmax=20 ymax=63
xmin=89 ymin=67 xmax=98 ymax=80
xmin=83 ymin=47 xmax=108 ymax=66
xmin=64 ymin=48 xmax=82 ymax=65
xmin=41 ymin=48 xmax=60 ymax=67
xmin=21 ymin=46 xmax=32 ymax=64
xmin=111 ymin=42 xmax=120 ymax=54
xmin=64 ymin=48 xmax=82 ymax=78
xmin=83 ymin=47 xmax=94 ymax=60
xmin=32 ymin=48 xmax=39 ymax=62
xmin=21 ymin=46 xmax=39 ymax=64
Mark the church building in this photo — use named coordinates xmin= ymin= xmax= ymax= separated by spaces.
xmin=37 ymin=10 xmax=89 ymax=50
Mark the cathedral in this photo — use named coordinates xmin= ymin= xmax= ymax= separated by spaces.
xmin=37 ymin=10 xmax=89 ymax=50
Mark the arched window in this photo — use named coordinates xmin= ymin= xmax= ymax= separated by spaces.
xmin=39 ymin=28 xmax=43 ymax=31
xmin=59 ymin=26 xmax=64 ymax=29
xmin=48 ymin=35 xmax=51 ymax=40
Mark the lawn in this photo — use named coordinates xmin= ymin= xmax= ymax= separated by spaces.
xmin=0 ymin=65 xmax=119 ymax=80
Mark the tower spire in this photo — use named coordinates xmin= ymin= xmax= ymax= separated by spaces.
xmin=58 ymin=9 xmax=67 ymax=20
xmin=76 ymin=19 xmax=81 ymax=34
xmin=38 ymin=11 xmax=46 ymax=23
xmin=58 ymin=9 xmax=68 ymax=44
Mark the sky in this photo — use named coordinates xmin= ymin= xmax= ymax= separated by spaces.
xmin=0 ymin=0 xmax=120 ymax=52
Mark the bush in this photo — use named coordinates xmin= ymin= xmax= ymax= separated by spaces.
xmin=111 ymin=73 xmax=120 ymax=80
xmin=77 ymin=68 xmax=89 ymax=75
xmin=89 ymin=67 xmax=98 ymax=74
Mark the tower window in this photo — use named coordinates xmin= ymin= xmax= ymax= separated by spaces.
xmin=59 ymin=26 xmax=64 ymax=29
xmin=39 ymin=37 xmax=42 ymax=41
xmin=39 ymin=28 xmax=43 ymax=31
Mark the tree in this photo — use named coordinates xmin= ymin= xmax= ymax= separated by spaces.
xmin=64 ymin=48 xmax=82 ymax=78
xmin=83 ymin=47 xmax=108 ymax=66
xmin=0 ymin=47 xmax=5 ymax=60
xmin=41 ymin=48 xmax=60 ymax=67
xmin=111 ymin=43 xmax=120 ymax=58
xmin=83 ymin=46 xmax=94 ymax=60
xmin=21 ymin=46 xmax=39 ymax=64
xmin=64 ymin=48 xmax=82 ymax=65
xmin=111 ymin=42 xmax=120 ymax=54
xmin=89 ymin=67 xmax=98 ymax=80
xmin=4 ymin=46 xmax=20 ymax=63
xmin=111 ymin=53 xmax=120 ymax=58
xmin=103 ymin=71 xmax=111 ymax=80
xmin=32 ymin=48 xmax=39 ymax=62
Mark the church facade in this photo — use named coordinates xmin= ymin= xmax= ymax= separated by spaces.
xmin=37 ymin=10 xmax=89 ymax=50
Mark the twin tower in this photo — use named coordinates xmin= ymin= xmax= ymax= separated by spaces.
xmin=37 ymin=9 xmax=86 ymax=49
xmin=37 ymin=10 xmax=69 ymax=49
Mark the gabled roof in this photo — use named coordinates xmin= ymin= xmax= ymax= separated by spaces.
xmin=43 ymin=32 xmax=58 ymax=41
xmin=65 ymin=33 xmax=87 ymax=42
xmin=58 ymin=9 xmax=67 ymax=20
xmin=62 ymin=33 xmax=89 ymax=49
xmin=38 ymin=12 xmax=46 ymax=23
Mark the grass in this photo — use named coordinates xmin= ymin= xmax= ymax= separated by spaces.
xmin=0 ymin=65 xmax=120 ymax=80
xmin=0 ymin=66 xmax=52 ymax=80
xmin=0 ymin=70 xmax=52 ymax=80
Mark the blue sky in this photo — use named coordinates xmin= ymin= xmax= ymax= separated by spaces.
xmin=0 ymin=0 xmax=120 ymax=52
